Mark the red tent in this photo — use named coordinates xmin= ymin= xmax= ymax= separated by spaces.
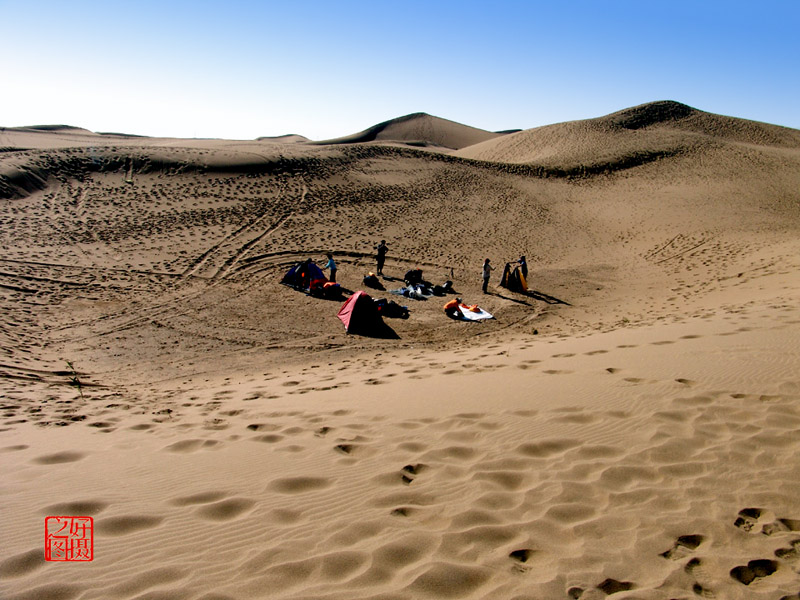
xmin=337 ymin=291 xmax=380 ymax=334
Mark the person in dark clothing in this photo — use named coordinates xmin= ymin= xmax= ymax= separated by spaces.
xmin=375 ymin=240 xmax=388 ymax=276
xmin=518 ymin=255 xmax=528 ymax=279
xmin=482 ymin=258 xmax=494 ymax=294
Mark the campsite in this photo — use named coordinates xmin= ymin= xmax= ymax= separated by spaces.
xmin=2 ymin=102 xmax=800 ymax=600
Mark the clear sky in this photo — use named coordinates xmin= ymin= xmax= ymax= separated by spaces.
xmin=2 ymin=0 xmax=798 ymax=140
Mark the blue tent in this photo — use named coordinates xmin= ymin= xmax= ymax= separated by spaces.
xmin=281 ymin=260 xmax=325 ymax=290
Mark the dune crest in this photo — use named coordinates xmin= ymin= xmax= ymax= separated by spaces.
xmin=314 ymin=111 xmax=505 ymax=149
xmin=456 ymin=99 xmax=800 ymax=167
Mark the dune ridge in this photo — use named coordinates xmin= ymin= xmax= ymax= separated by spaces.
xmin=456 ymin=100 xmax=800 ymax=167
xmin=312 ymin=112 xmax=506 ymax=149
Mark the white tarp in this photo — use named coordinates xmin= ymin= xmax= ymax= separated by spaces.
xmin=458 ymin=304 xmax=493 ymax=321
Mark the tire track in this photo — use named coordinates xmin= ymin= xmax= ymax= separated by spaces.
xmin=213 ymin=211 xmax=293 ymax=281
xmin=180 ymin=182 xmax=305 ymax=282
xmin=644 ymin=234 xmax=682 ymax=260
xmin=656 ymin=238 xmax=712 ymax=264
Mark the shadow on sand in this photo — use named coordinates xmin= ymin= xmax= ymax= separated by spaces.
xmin=526 ymin=290 xmax=571 ymax=305
xmin=346 ymin=321 xmax=400 ymax=339
xmin=493 ymin=288 xmax=571 ymax=306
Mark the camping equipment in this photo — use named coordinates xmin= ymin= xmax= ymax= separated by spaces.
xmin=282 ymin=260 xmax=325 ymax=291
xmin=500 ymin=263 xmax=527 ymax=293
xmin=338 ymin=291 xmax=384 ymax=335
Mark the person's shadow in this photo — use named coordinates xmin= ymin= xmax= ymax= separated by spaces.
xmin=526 ymin=290 xmax=570 ymax=305
xmin=493 ymin=287 xmax=570 ymax=306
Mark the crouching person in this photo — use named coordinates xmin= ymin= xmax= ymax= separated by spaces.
xmin=444 ymin=297 xmax=464 ymax=320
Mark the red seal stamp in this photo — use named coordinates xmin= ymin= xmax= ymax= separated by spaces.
xmin=45 ymin=516 xmax=93 ymax=561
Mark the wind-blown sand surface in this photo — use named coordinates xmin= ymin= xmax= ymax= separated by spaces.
xmin=2 ymin=102 xmax=800 ymax=599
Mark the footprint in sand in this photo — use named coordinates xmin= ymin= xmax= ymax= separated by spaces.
xmin=95 ymin=515 xmax=164 ymax=536
xmin=774 ymin=538 xmax=800 ymax=560
xmin=0 ymin=548 xmax=45 ymax=578
xmin=195 ymin=498 xmax=255 ymax=521
xmin=128 ymin=423 xmax=154 ymax=431
xmin=734 ymin=507 xmax=770 ymax=533
xmin=763 ymin=517 xmax=800 ymax=536
xmin=422 ymin=445 xmax=478 ymax=461
xmin=335 ymin=443 xmax=356 ymax=454
xmin=554 ymin=412 xmax=597 ymax=424
xmin=660 ymin=534 xmax=705 ymax=560
xmin=406 ymin=562 xmax=490 ymax=598
xmin=596 ymin=578 xmax=635 ymax=595
xmin=1 ymin=444 xmax=29 ymax=452
xmin=31 ymin=450 xmax=86 ymax=464
xmin=251 ymin=434 xmax=284 ymax=443
xmin=508 ymin=548 xmax=534 ymax=564
xmin=508 ymin=548 xmax=535 ymax=573
xmin=515 ymin=439 xmax=580 ymax=458
xmin=729 ymin=559 xmax=778 ymax=585
xmin=162 ymin=439 xmax=220 ymax=453
xmin=267 ymin=476 xmax=332 ymax=494
xmin=247 ymin=423 xmax=281 ymax=432
xmin=42 ymin=500 xmax=109 ymax=515
xmin=400 ymin=463 xmax=427 ymax=485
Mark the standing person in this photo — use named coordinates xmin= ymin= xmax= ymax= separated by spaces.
xmin=482 ymin=258 xmax=494 ymax=294
xmin=518 ymin=255 xmax=528 ymax=279
xmin=375 ymin=240 xmax=388 ymax=276
xmin=323 ymin=253 xmax=337 ymax=282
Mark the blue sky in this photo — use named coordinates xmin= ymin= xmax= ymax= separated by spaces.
xmin=2 ymin=0 xmax=798 ymax=139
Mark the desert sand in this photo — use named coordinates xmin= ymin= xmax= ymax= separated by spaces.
xmin=1 ymin=102 xmax=800 ymax=599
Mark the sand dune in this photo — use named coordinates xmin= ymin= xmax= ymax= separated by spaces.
xmin=456 ymin=100 xmax=800 ymax=168
xmin=2 ymin=102 xmax=800 ymax=599
xmin=256 ymin=134 xmax=311 ymax=144
xmin=313 ymin=112 xmax=506 ymax=150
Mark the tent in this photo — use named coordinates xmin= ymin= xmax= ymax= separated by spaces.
xmin=282 ymin=260 xmax=325 ymax=290
xmin=500 ymin=263 xmax=527 ymax=293
xmin=338 ymin=291 xmax=380 ymax=334
xmin=338 ymin=291 xmax=398 ymax=338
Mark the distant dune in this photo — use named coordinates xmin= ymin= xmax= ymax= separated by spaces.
xmin=256 ymin=134 xmax=310 ymax=143
xmin=456 ymin=100 xmax=800 ymax=167
xmin=17 ymin=124 xmax=94 ymax=132
xmin=314 ymin=112 xmax=506 ymax=149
